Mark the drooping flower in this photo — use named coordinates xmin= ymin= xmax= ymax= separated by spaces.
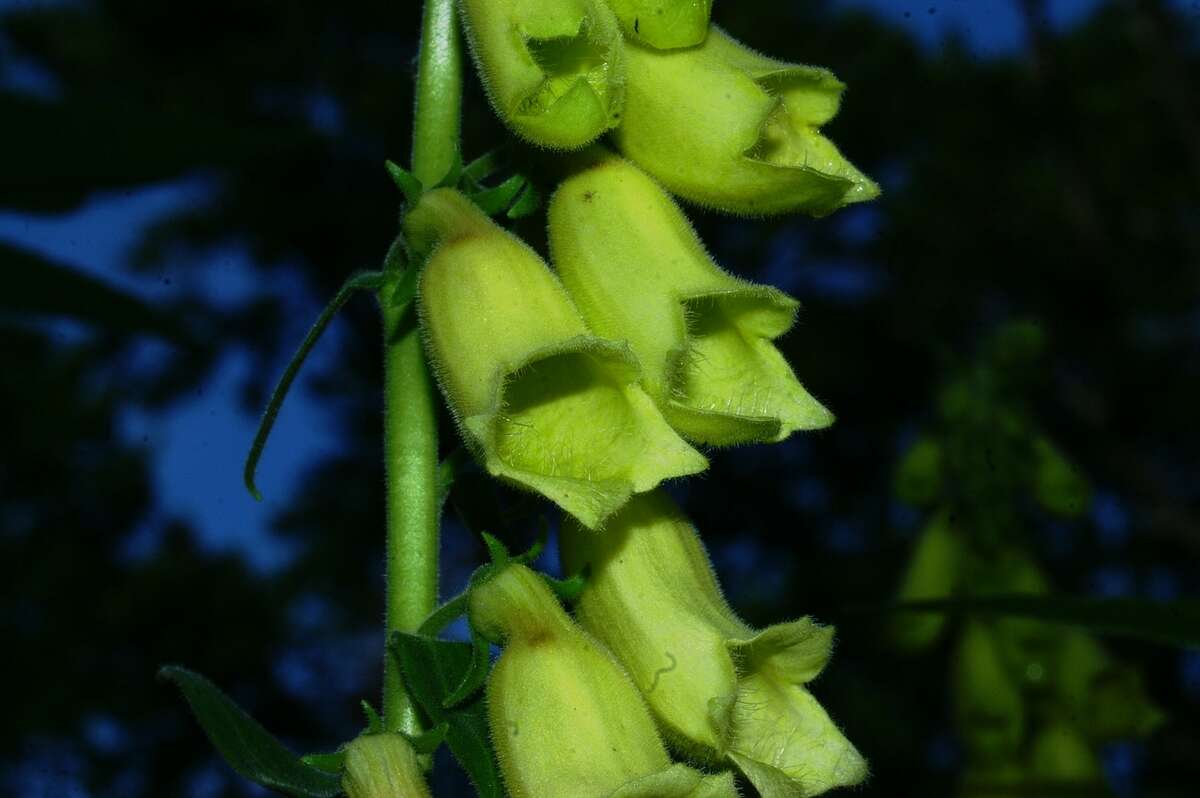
xmin=459 ymin=0 xmax=625 ymax=149
xmin=407 ymin=188 xmax=706 ymax=528
xmin=468 ymin=562 xmax=738 ymax=798
xmin=340 ymin=733 xmax=431 ymax=798
xmin=602 ymin=0 xmax=713 ymax=50
xmin=548 ymin=151 xmax=832 ymax=445
xmin=561 ymin=491 xmax=867 ymax=797
xmin=613 ymin=26 xmax=878 ymax=216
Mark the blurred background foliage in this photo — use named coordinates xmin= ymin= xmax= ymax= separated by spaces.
xmin=1 ymin=0 xmax=1197 ymax=795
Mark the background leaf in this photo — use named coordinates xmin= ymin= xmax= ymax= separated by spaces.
xmin=390 ymin=633 xmax=501 ymax=798
xmin=158 ymin=666 xmax=343 ymax=798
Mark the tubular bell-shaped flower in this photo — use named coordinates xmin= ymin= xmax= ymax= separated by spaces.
xmin=561 ymin=491 xmax=867 ymax=797
xmin=549 ymin=152 xmax=832 ymax=445
xmin=612 ymin=26 xmax=878 ymax=216
xmin=469 ymin=563 xmax=738 ymax=798
xmin=459 ymin=0 xmax=626 ymax=150
xmin=603 ymin=0 xmax=713 ymax=50
xmin=408 ymin=188 xmax=706 ymax=529
xmin=340 ymin=733 xmax=431 ymax=798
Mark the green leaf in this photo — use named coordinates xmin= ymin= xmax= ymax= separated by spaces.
xmin=0 ymin=242 xmax=184 ymax=340
xmin=479 ymin=532 xmax=510 ymax=566
xmin=388 ymin=262 xmax=420 ymax=311
xmin=468 ymin=174 xmax=527 ymax=215
xmin=506 ymin=181 xmax=541 ymax=219
xmin=887 ymin=596 xmax=1200 ymax=649
xmin=157 ymin=666 xmax=342 ymax=798
xmin=390 ymin=634 xmax=502 ymax=798
xmin=301 ymin=751 xmax=346 ymax=775
xmin=443 ymin=631 xmax=491 ymax=709
xmin=385 ymin=160 xmax=423 ymax=205
xmin=243 ymin=270 xmax=385 ymax=500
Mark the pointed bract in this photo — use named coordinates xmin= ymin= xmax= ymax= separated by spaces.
xmin=460 ymin=0 xmax=626 ymax=149
xmin=549 ymin=152 xmax=833 ymax=445
xmin=409 ymin=189 xmax=706 ymax=528
xmin=561 ymin=492 xmax=867 ymax=797
xmin=613 ymin=27 xmax=878 ymax=216
xmin=469 ymin=564 xmax=738 ymax=798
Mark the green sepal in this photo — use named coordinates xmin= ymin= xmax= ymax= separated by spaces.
xmin=506 ymin=180 xmax=542 ymax=218
xmin=469 ymin=173 xmax=528 ymax=215
xmin=443 ymin=629 xmax=492 ymax=709
xmin=385 ymin=160 xmax=423 ymax=205
xmin=435 ymin=146 xmax=464 ymax=189
xmin=463 ymin=146 xmax=511 ymax=186
xmin=157 ymin=666 xmax=342 ymax=798
xmin=609 ymin=764 xmax=738 ymax=797
xmin=388 ymin=262 xmax=420 ymax=311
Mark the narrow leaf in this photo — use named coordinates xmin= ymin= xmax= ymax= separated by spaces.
xmin=157 ymin=666 xmax=342 ymax=798
xmin=436 ymin=147 xmax=464 ymax=189
xmin=885 ymin=595 xmax=1200 ymax=649
xmin=243 ymin=270 xmax=385 ymax=500
xmin=361 ymin=700 xmax=384 ymax=734
xmin=479 ymin=532 xmax=509 ymax=566
xmin=385 ymin=160 xmax=423 ymax=204
xmin=468 ymin=174 xmax=526 ymax=215
xmin=419 ymin=590 xmax=471 ymax=637
xmin=388 ymin=262 xmax=421 ymax=311
xmin=390 ymin=634 xmax=502 ymax=798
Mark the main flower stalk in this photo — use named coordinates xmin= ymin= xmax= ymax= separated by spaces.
xmin=380 ymin=0 xmax=462 ymax=735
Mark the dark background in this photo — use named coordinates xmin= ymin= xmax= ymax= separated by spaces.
xmin=2 ymin=0 xmax=1198 ymax=795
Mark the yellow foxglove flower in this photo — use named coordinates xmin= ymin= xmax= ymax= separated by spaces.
xmin=890 ymin=510 xmax=961 ymax=651
xmin=613 ymin=27 xmax=878 ymax=216
xmin=469 ymin=563 xmax=738 ymax=798
xmin=548 ymin=152 xmax=832 ymax=445
xmin=561 ymin=492 xmax=867 ymax=797
xmin=604 ymin=0 xmax=712 ymax=49
xmin=953 ymin=621 xmax=1025 ymax=765
xmin=459 ymin=0 xmax=625 ymax=149
xmin=341 ymin=733 xmax=431 ymax=798
xmin=408 ymin=189 xmax=706 ymax=528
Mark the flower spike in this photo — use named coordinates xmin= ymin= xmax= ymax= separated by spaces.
xmin=613 ymin=27 xmax=878 ymax=216
xmin=459 ymin=0 xmax=626 ymax=150
xmin=408 ymin=188 xmax=706 ymax=528
xmin=549 ymin=152 xmax=833 ymax=445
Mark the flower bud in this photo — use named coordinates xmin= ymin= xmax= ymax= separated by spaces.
xmin=459 ymin=0 xmax=625 ymax=149
xmin=604 ymin=0 xmax=712 ymax=49
xmin=340 ymin=733 xmax=431 ymax=798
xmin=561 ymin=492 xmax=867 ymax=797
xmin=469 ymin=563 xmax=737 ymax=798
xmin=409 ymin=189 xmax=706 ymax=528
xmin=890 ymin=511 xmax=961 ymax=651
xmin=953 ymin=622 xmax=1025 ymax=765
xmin=613 ymin=27 xmax=878 ymax=216
xmin=548 ymin=152 xmax=832 ymax=445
